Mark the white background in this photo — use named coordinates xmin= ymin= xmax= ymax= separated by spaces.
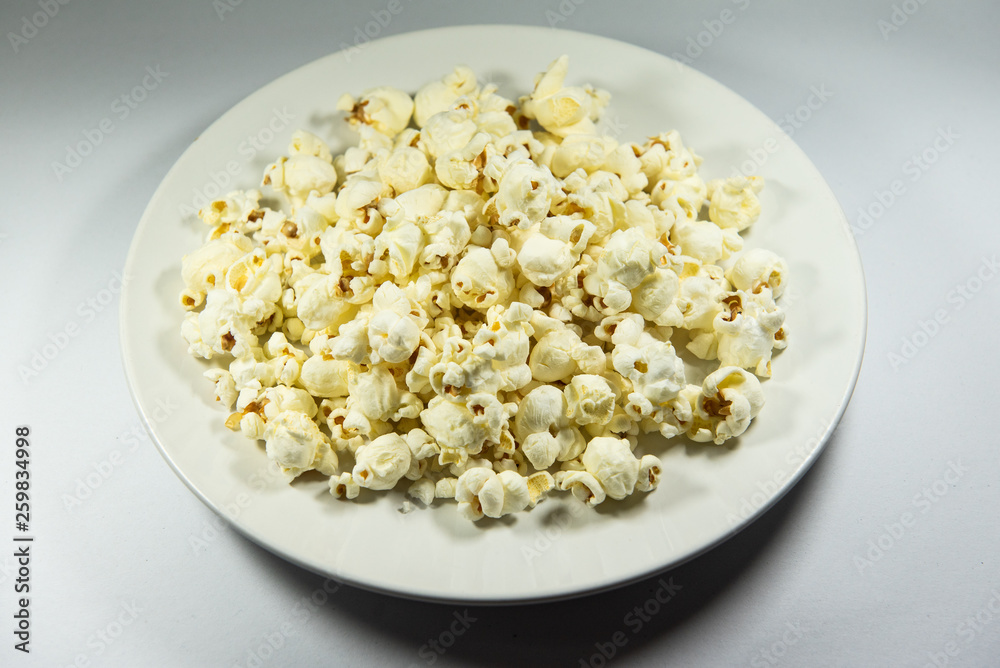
xmin=2 ymin=1 xmax=998 ymax=666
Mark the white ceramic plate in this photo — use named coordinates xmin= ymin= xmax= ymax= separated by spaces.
xmin=121 ymin=25 xmax=866 ymax=604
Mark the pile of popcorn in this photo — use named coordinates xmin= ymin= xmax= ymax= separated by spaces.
xmin=179 ymin=56 xmax=789 ymax=521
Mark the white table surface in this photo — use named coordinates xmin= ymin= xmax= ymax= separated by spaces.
xmin=3 ymin=1 xmax=998 ymax=666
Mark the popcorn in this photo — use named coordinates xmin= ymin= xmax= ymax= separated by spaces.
xmin=635 ymin=131 xmax=702 ymax=184
xmin=707 ymin=176 xmax=764 ymax=231
xmin=294 ymin=273 xmax=358 ymax=331
xmin=373 ymin=215 xmax=424 ymax=280
xmin=612 ymin=338 xmax=686 ymax=421
xmin=554 ymin=470 xmax=606 ymax=506
xmin=468 ymin=86 xmax=519 ymax=138
xmin=528 ymin=329 xmax=603 ymax=383
xmin=330 ymin=472 xmax=360 ymax=499
xmin=262 ymin=332 xmax=306 ymax=386
xmin=419 ymin=209 xmax=472 ymax=274
xmin=420 ymin=396 xmax=489 ymax=456
xmin=726 ymin=248 xmax=789 ymax=299
xmin=325 ymin=316 xmax=370 ymax=364
xmin=414 ymin=65 xmax=478 ymax=128
xmin=550 ymin=134 xmax=619 ymax=178
xmin=332 ymin=174 xmax=384 ymax=228
xmin=513 ymin=386 xmax=585 ymax=469
xmin=435 ymin=132 xmax=491 ymax=191
xmin=669 ymin=218 xmax=742 ymax=265
xmin=298 ymin=355 xmax=352 ymax=398
xmin=347 ymin=365 xmax=401 ymax=424
xmin=650 ymin=174 xmax=707 ymax=222
xmin=419 ymin=107 xmax=479 ymax=159
xmin=352 ymin=433 xmax=412 ymax=490
xmin=687 ymin=367 xmax=765 ymax=444
xmin=180 ymin=234 xmax=253 ymax=307
xmin=427 ymin=333 xmax=503 ymax=400
xmin=487 ymin=161 xmax=556 ymax=230
xmin=636 ymin=455 xmax=663 ymax=492
xmin=367 ymin=283 xmax=426 ymax=364
xmin=262 ymin=155 xmax=338 ymax=210
xmin=261 ymin=385 xmax=317 ymax=421
xmin=455 ymin=468 xmax=530 ymax=520
xmin=564 ymin=375 xmax=616 ymax=426
xmin=198 ymin=190 xmax=264 ymax=232
xmin=584 ymin=228 xmax=662 ymax=312
xmin=520 ymin=55 xmax=609 ymax=138
xmin=289 ymin=129 xmax=333 ymax=162
xmin=450 ymin=246 xmax=514 ymax=310
xmin=204 ymin=368 xmax=237 ymax=407
xmin=240 ymin=412 xmax=266 ymax=441
xmin=179 ymin=56 xmax=790 ymax=522
xmin=676 ymin=270 xmax=727 ymax=332
xmin=525 ymin=471 xmax=555 ymax=505
xmin=337 ymin=87 xmax=414 ymax=137
xmin=434 ymin=477 xmax=458 ymax=499
xmin=472 ymin=302 xmax=533 ymax=391
xmin=514 ymin=232 xmax=576 ymax=287
xmin=713 ymin=289 xmax=786 ymax=377
xmin=581 ymin=436 xmax=642 ymax=500
xmin=630 ymin=267 xmax=683 ymax=327
xmin=407 ymin=477 xmax=436 ymax=506
xmin=195 ymin=288 xmax=275 ymax=359
xmin=377 ymin=147 xmax=433 ymax=195
xmin=263 ymin=410 xmax=333 ymax=479
xmin=602 ymin=145 xmax=648 ymax=196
